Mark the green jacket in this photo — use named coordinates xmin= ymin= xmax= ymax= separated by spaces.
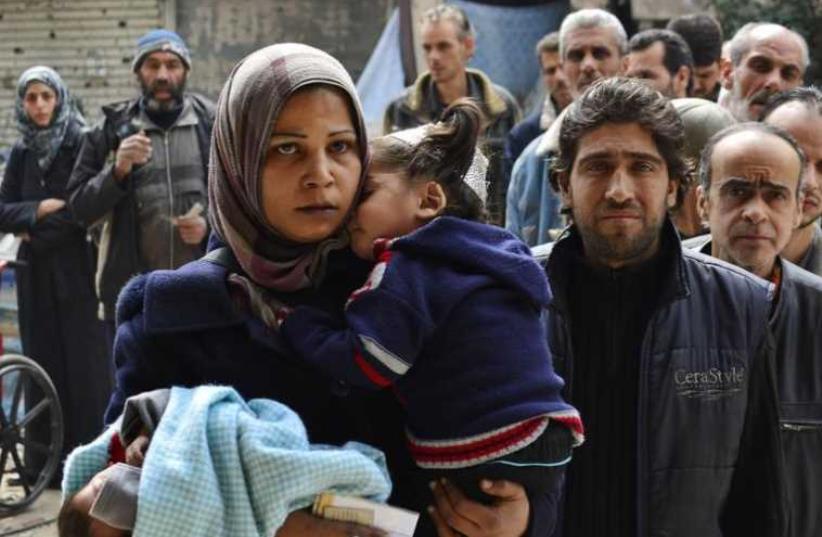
xmin=383 ymin=69 xmax=521 ymax=224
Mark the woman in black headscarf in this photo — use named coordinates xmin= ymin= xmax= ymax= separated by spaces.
xmin=0 ymin=66 xmax=110 ymax=484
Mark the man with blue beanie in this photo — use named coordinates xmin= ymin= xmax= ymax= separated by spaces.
xmin=68 ymin=29 xmax=215 ymax=350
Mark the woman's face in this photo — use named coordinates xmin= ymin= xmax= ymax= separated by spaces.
xmin=261 ymin=87 xmax=361 ymax=243
xmin=23 ymin=82 xmax=57 ymax=127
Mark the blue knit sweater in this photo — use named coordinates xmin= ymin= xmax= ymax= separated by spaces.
xmin=282 ymin=217 xmax=582 ymax=469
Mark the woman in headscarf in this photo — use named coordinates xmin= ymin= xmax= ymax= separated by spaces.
xmin=0 ymin=66 xmax=111 ymax=485
xmin=105 ymin=44 xmax=536 ymax=537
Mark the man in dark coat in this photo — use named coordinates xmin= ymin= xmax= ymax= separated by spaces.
xmin=720 ymin=22 xmax=806 ymax=121
xmin=667 ymin=13 xmax=724 ymax=101
xmin=503 ymin=31 xmax=572 ymax=178
xmin=688 ymin=120 xmax=822 ymax=537
xmin=535 ymin=78 xmax=785 ymax=537
xmin=761 ymin=87 xmax=822 ymax=276
xmin=68 ymin=29 xmax=215 ymax=348
xmin=624 ymin=29 xmax=693 ymax=99
xmin=383 ymin=5 xmax=520 ymax=224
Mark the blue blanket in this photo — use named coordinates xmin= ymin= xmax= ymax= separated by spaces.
xmin=63 ymin=386 xmax=392 ymax=536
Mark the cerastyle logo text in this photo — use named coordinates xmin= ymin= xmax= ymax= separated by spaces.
xmin=674 ymin=366 xmax=745 ymax=400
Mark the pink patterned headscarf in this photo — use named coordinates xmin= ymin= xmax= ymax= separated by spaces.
xmin=208 ymin=43 xmax=367 ymax=291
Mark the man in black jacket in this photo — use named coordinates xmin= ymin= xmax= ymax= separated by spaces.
xmin=688 ymin=120 xmax=822 ymax=537
xmin=534 ymin=78 xmax=785 ymax=537
xmin=762 ymin=87 xmax=822 ymax=276
xmin=68 ymin=29 xmax=215 ymax=345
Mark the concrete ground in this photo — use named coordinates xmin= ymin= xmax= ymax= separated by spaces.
xmin=0 ymin=490 xmax=59 ymax=537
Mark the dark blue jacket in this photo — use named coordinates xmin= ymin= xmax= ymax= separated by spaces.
xmin=684 ymin=235 xmax=822 ymax=537
xmin=770 ymin=259 xmax=822 ymax=537
xmin=107 ymin=244 xmax=560 ymax=537
xmin=535 ymin=221 xmax=786 ymax=537
xmin=282 ymin=217 xmax=580 ymax=467
xmin=504 ymin=110 xmax=542 ymax=180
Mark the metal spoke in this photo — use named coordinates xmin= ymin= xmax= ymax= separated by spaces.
xmin=17 ymin=439 xmax=50 ymax=457
xmin=9 ymin=372 xmax=25 ymax=426
xmin=0 ymin=396 xmax=10 ymax=429
xmin=0 ymin=445 xmax=10 ymax=484
xmin=17 ymin=399 xmax=50 ymax=429
xmin=9 ymin=447 xmax=31 ymax=495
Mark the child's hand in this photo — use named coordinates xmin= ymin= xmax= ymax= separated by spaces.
xmin=125 ymin=433 xmax=150 ymax=467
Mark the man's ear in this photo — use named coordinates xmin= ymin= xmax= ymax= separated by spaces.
xmin=416 ymin=181 xmax=447 ymax=221
xmin=621 ymin=55 xmax=631 ymax=74
xmin=557 ymin=171 xmax=573 ymax=209
xmin=721 ymin=59 xmax=734 ymax=90
xmin=667 ymin=179 xmax=678 ymax=209
xmin=794 ymin=189 xmax=804 ymax=229
xmin=674 ymin=66 xmax=690 ymax=97
xmin=463 ymin=36 xmax=476 ymax=61
xmin=696 ymin=184 xmax=710 ymax=224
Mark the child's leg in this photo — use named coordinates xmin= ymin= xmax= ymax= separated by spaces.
xmin=428 ymin=421 xmax=575 ymax=504
xmin=410 ymin=423 xmax=573 ymax=535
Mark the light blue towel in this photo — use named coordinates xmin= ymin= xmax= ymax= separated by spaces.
xmin=63 ymin=386 xmax=392 ymax=537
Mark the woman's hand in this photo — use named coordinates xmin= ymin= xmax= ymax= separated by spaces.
xmin=35 ymin=198 xmax=65 ymax=221
xmin=274 ymin=510 xmax=386 ymax=537
xmin=429 ymin=479 xmax=530 ymax=537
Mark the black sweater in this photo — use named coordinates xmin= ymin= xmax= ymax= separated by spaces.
xmin=563 ymin=248 xmax=669 ymax=537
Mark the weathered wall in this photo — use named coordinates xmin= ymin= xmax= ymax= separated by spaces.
xmin=0 ymin=0 xmax=392 ymax=149
xmin=176 ymin=0 xmax=394 ymax=99
xmin=0 ymin=0 xmax=169 ymax=150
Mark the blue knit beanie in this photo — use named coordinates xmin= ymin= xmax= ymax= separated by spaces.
xmin=132 ymin=29 xmax=191 ymax=72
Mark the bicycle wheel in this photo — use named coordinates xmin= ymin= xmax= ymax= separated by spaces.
xmin=0 ymin=354 xmax=63 ymax=513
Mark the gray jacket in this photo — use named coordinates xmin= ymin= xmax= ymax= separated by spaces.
xmin=685 ymin=234 xmax=822 ymax=537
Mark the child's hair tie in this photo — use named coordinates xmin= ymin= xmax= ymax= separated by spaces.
xmin=386 ymin=125 xmax=489 ymax=204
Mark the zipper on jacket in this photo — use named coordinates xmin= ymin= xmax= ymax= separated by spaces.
xmin=781 ymin=421 xmax=822 ymax=432
xmin=164 ymin=131 xmax=174 ymax=269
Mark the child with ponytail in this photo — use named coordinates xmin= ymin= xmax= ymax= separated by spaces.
xmin=278 ymin=98 xmax=582 ymax=523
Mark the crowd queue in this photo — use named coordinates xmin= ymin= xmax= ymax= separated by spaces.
xmin=0 ymin=3 xmax=819 ymax=537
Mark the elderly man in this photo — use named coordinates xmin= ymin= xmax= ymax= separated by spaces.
xmin=504 ymin=32 xmax=572 ymax=173
xmin=536 ymin=78 xmax=784 ymax=536
xmin=68 ymin=29 xmax=214 ymax=346
xmin=624 ymin=29 xmax=693 ymax=98
xmin=506 ymin=8 xmax=626 ymax=245
xmin=762 ymin=87 xmax=822 ymax=275
xmin=688 ymin=121 xmax=822 ymax=537
xmin=667 ymin=13 xmax=724 ymax=101
xmin=721 ymin=22 xmax=808 ymax=121
xmin=383 ymin=4 xmax=520 ymax=223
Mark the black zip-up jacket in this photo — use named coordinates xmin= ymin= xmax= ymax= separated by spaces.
xmin=534 ymin=221 xmax=786 ymax=537
xmin=685 ymin=234 xmax=822 ymax=537
xmin=67 ymin=94 xmax=214 ymax=321
xmin=771 ymin=259 xmax=822 ymax=537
